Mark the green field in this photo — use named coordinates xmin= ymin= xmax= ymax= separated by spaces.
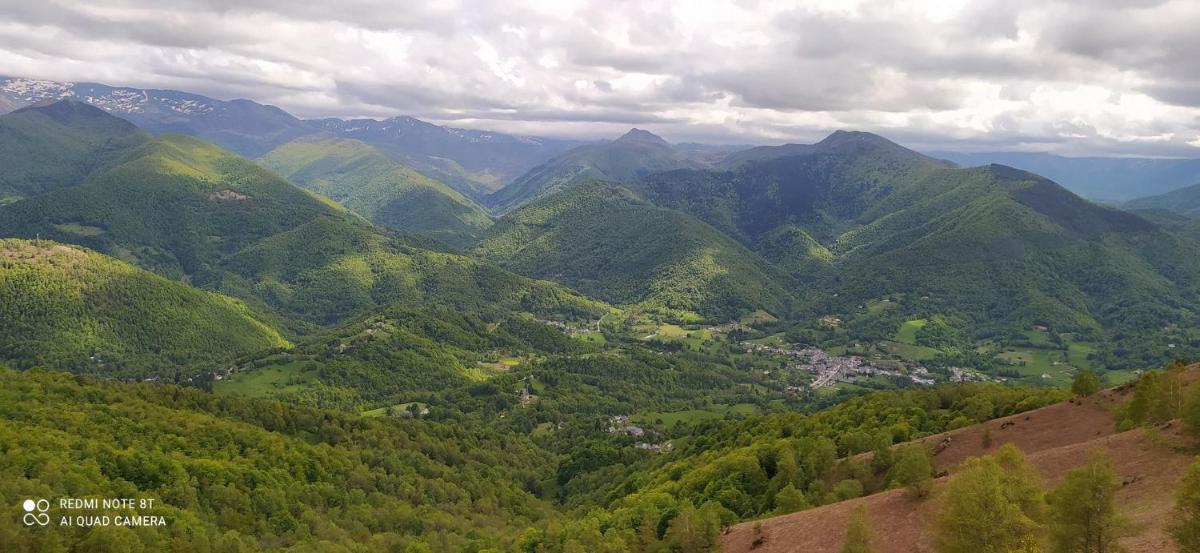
xmin=213 ymin=358 xmax=318 ymax=398
xmin=361 ymin=402 xmax=427 ymax=417
xmin=879 ymin=340 xmax=940 ymax=361
xmin=894 ymin=318 xmax=927 ymax=344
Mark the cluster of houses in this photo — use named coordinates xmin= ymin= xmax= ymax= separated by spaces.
xmin=607 ymin=415 xmax=673 ymax=453
xmin=744 ymin=342 xmax=937 ymax=389
xmin=536 ymin=318 xmax=601 ymax=336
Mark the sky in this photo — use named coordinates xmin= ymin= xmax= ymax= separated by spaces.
xmin=0 ymin=0 xmax=1197 ymax=156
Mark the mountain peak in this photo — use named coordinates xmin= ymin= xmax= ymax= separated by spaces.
xmin=816 ymin=130 xmax=897 ymax=149
xmin=13 ymin=98 xmax=132 ymax=127
xmin=615 ymin=128 xmax=669 ymax=146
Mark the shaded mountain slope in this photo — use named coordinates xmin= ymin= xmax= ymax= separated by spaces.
xmin=1125 ymin=182 xmax=1200 ymax=217
xmin=476 ymin=181 xmax=794 ymax=318
xmin=310 ymin=116 xmax=578 ymax=199
xmin=0 ymin=239 xmax=286 ymax=376
xmin=634 ymin=132 xmax=1200 ymax=343
xmin=830 ymin=165 xmax=1200 ymax=336
xmin=0 ymin=100 xmax=148 ymax=201
xmin=0 ymin=132 xmax=603 ymax=329
xmin=933 ymin=150 xmax=1200 ymax=202
xmin=487 ymin=128 xmax=707 ymax=213
xmin=260 ymin=135 xmax=493 ymax=247
xmin=637 ymin=130 xmax=955 ymax=244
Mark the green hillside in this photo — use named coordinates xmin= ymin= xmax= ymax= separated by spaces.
xmin=260 ymin=136 xmax=493 ymax=247
xmin=487 ymin=128 xmax=706 ymax=214
xmin=833 ymin=165 xmax=1200 ymax=340
xmin=636 ymin=130 xmax=954 ymax=244
xmin=477 ymin=181 xmax=794 ymax=319
xmin=0 ymin=133 xmax=602 ymax=329
xmin=1125 ymin=182 xmax=1200 ymax=217
xmin=0 ymin=367 xmax=558 ymax=552
xmin=0 ymin=100 xmax=148 ymax=202
xmin=633 ymin=132 xmax=1200 ymax=365
xmin=214 ymin=305 xmax=597 ymax=410
xmin=0 ymin=239 xmax=286 ymax=376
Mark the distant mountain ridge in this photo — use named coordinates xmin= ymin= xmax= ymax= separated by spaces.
xmin=259 ymin=135 xmax=494 ymax=248
xmin=308 ymin=117 xmax=579 ymax=199
xmin=486 ymin=128 xmax=709 ymax=213
xmin=626 ymin=131 xmax=1200 ymax=348
xmin=476 ymin=181 xmax=795 ymax=318
xmin=0 ymin=75 xmax=579 ymax=199
xmin=0 ymin=75 xmax=312 ymax=157
xmin=1124 ymin=182 xmax=1200 ymax=217
xmin=0 ymin=101 xmax=602 ymax=331
xmin=931 ymin=150 xmax=1200 ymax=202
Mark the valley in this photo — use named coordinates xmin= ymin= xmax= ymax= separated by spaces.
xmin=1 ymin=72 xmax=1199 ymax=553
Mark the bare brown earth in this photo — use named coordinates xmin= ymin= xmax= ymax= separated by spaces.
xmin=722 ymin=387 xmax=1196 ymax=553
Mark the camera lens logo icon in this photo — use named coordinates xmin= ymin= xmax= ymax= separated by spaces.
xmin=23 ymin=499 xmax=50 ymax=526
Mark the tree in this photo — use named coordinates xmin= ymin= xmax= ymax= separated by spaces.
xmin=774 ymin=483 xmax=809 ymax=515
xmin=840 ymin=505 xmax=874 ymax=553
xmin=1046 ymin=450 xmax=1129 ymax=553
xmin=1071 ymin=371 xmax=1101 ymax=397
xmin=665 ymin=502 xmax=721 ymax=553
xmin=888 ymin=444 xmax=934 ymax=499
xmin=935 ymin=444 xmax=1045 ymax=553
xmin=1171 ymin=458 xmax=1200 ymax=552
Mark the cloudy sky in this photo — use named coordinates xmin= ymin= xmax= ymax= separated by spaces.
xmin=0 ymin=0 xmax=1197 ymax=156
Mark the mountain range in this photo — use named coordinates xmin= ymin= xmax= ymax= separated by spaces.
xmin=0 ymin=76 xmax=577 ymax=201
xmin=485 ymin=128 xmax=709 ymax=213
xmin=933 ymin=150 xmax=1200 ymax=202
xmin=0 ymin=101 xmax=600 ymax=340
xmin=259 ymin=135 xmax=494 ymax=248
xmin=3 ymin=75 xmax=1200 ymax=553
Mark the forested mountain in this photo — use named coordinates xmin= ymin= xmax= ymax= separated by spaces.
xmin=309 ymin=116 xmax=579 ymax=200
xmin=0 ymin=239 xmax=286 ymax=376
xmin=1125 ymin=182 xmax=1200 ymax=217
xmin=0 ymin=76 xmax=313 ymax=157
xmin=0 ymin=113 xmax=601 ymax=330
xmin=477 ymin=181 xmax=794 ymax=318
xmin=932 ymin=150 xmax=1200 ymax=202
xmin=0 ymin=100 xmax=148 ymax=202
xmin=631 ymin=131 xmax=1200 ymax=355
xmin=486 ymin=128 xmax=707 ymax=213
xmin=260 ymin=135 xmax=493 ymax=248
xmin=0 ymin=367 xmax=561 ymax=552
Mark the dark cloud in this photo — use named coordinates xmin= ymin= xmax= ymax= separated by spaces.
xmin=0 ymin=0 xmax=1195 ymax=156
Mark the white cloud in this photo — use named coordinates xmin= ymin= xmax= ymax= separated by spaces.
xmin=0 ymin=0 xmax=1196 ymax=155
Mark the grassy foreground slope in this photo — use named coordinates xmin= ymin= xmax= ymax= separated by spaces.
xmin=721 ymin=368 xmax=1198 ymax=553
xmin=0 ymin=100 xmax=148 ymax=202
xmin=0 ymin=239 xmax=286 ymax=377
xmin=0 ymin=367 xmax=558 ymax=552
xmin=476 ymin=181 xmax=794 ymax=319
xmin=260 ymin=136 xmax=493 ymax=247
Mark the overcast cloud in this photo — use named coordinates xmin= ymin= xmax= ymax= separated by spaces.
xmin=0 ymin=0 xmax=1197 ymax=155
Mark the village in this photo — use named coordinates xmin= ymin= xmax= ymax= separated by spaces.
xmin=743 ymin=342 xmax=940 ymax=389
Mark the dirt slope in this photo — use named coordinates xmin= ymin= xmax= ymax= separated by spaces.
xmin=722 ymin=389 xmax=1195 ymax=553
